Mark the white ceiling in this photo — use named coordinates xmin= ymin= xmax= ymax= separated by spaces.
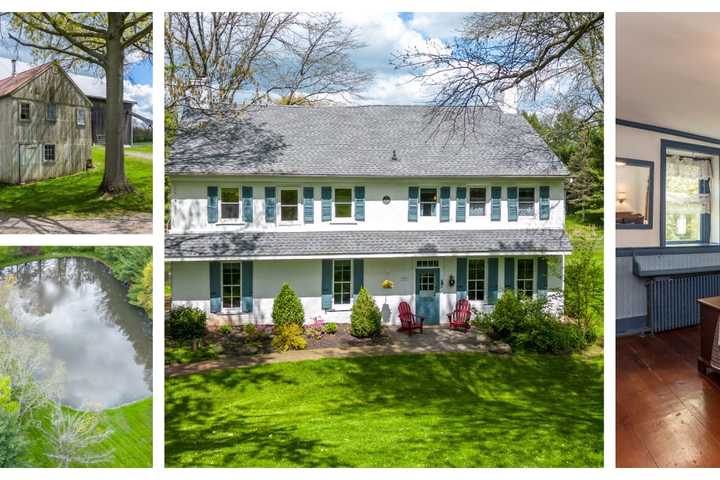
xmin=617 ymin=12 xmax=720 ymax=138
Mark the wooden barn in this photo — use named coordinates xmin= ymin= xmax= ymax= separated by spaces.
xmin=0 ymin=61 xmax=92 ymax=184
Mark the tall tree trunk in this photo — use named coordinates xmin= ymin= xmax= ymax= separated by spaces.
xmin=99 ymin=13 xmax=132 ymax=194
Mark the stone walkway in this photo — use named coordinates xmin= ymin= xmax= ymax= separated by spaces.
xmin=0 ymin=212 xmax=152 ymax=234
xmin=166 ymin=327 xmax=511 ymax=378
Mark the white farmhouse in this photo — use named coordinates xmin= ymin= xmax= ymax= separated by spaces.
xmin=165 ymin=105 xmax=571 ymax=326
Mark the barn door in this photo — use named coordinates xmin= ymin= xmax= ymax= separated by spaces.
xmin=18 ymin=144 xmax=40 ymax=184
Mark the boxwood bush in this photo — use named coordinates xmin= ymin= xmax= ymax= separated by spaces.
xmin=272 ymin=284 xmax=305 ymax=327
xmin=350 ymin=288 xmax=381 ymax=338
xmin=167 ymin=306 xmax=207 ymax=340
xmin=474 ymin=290 xmax=589 ymax=354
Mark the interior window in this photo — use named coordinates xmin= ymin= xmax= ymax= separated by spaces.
xmin=616 ymin=159 xmax=652 ymax=226
xmin=518 ymin=188 xmax=535 ymax=216
xmin=222 ymin=263 xmax=242 ymax=309
xmin=280 ymin=189 xmax=299 ymax=222
xmin=420 ymin=188 xmax=437 ymax=216
xmin=19 ymin=102 xmax=30 ymax=121
xmin=335 ymin=188 xmax=352 ymax=218
xmin=220 ymin=188 xmax=240 ymax=220
xmin=43 ymin=144 xmax=55 ymax=162
xmin=333 ymin=260 xmax=352 ymax=305
xmin=468 ymin=259 xmax=485 ymax=301
xmin=665 ymin=147 xmax=719 ymax=244
xmin=46 ymin=103 xmax=57 ymax=122
xmin=469 ymin=187 xmax=486 ymax=216
xmin=517 ymin=259 xmax=534 ymax=298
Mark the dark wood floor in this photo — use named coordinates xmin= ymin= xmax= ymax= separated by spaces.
xmin=617 ymin=326 xmax=720 ymax=467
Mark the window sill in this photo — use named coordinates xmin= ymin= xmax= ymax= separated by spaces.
xmin=220 ymin=309 xmax=244 ymax=315
xmin=217 ymin=221 xmax=245 ymax=226
xmin=330 ymin=305 xmax=352 ymax=312
xmin=330 ymin=220 xmax=357 ymax=225
xmin=278 ymin=221 xmax=301 ymax=226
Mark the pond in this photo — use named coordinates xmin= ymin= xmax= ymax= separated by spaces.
xmin=1 ymin=257 xmax=152 ymax=410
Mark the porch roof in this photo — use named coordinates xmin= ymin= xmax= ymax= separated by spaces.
xmin=165 ymin=229 xmax=572 ymax=261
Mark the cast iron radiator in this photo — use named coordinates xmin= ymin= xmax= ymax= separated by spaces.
xmin=648 ymin=272 xmax=720 ymax=333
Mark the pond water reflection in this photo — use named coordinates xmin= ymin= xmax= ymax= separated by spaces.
xmin=1 ymin=257 xmax=152 ymax=409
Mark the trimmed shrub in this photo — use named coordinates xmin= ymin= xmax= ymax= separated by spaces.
xmin=350 ymin=288 xmax=381 ymax=338
xmin=475 ymin=290 xmax=588 ymax=354
xmin=272 ymin=324 xmax=307 ymax=352
xmin=272 ymin=284 xmax=305 ymax=328
xmin=167 ymin=306 xmax=207 ymax=340
xmin=324 ymin=322 xmax=337 ymax=334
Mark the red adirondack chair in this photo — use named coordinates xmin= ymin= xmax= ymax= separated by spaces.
xmin=447 ymin=298 xmax=472 ymax=332
xmin=398 ymin=301 xmax=424 ymax=336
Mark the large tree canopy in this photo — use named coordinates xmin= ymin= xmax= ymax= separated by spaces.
xmin=392 ymin=12 xmax=603 ymax=131
xmin=8 ymin=12 xmax=152 ymax=194
xmin=164 ymin=12 xmax=371 ymax=109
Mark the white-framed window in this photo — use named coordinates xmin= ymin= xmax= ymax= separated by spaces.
xmin=416 ymin=259 xmax=439 ymax=268
xmin=468 ymin=259 xmax=485 ymax=301
xmin=334 ymin=188 xmax=353 ymax=219
xmin=220 ymin=187 xmax=241 ymax=221
xmin=222 ymin=262 xmax=242 ymax=309
xmin=19 ymin=102 xmax=30 ymax=122
xmin=519 ymin=188 xmax=535 ymax=216
xmin=279 ymin=188 xmax=300 ymax=223
xmin=517 ymin=258 xmax=534 ymax=298
xmin=43 ymin=144 xmax=55 ymax=163
xmin=420 ymin=188 xmax=437 ymax=217
xmin=333 ymin=260 xmax=352 ymax=306
xmin=76 ymin=108 xmax=86 ymax=127
xmin=46 ymin=103 xmax=57 ymax=122
xmin=469 ymin=187 xmax=486 ymax=216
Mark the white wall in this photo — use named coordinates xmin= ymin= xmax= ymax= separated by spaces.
xmin=170 ymin=176 xmax=566 ymax=234
xmin=170 ymin=255 xmax=565 ymax=326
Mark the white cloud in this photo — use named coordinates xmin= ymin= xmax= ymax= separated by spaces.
xmin=124 ymin=81 xmax=153 ymax=120
xmin=407 ymin=13 xmax=468 ymax=39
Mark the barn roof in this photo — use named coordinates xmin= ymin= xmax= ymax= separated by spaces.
xmin=167 ymin=105 xmax=569 ymax=178
xmin=0 ymin=62 xmax=53 ymax=97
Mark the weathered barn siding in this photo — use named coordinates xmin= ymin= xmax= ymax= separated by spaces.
xmin=89 ymin=98 xmax=134 ymax=145
xmin=0 ymin=65 xmax=92 ymax=184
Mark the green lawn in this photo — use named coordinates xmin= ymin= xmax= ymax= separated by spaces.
xmin=27 ymin=397 xmax=153 ymax=468
xmin=126 ymin=142 xmax=153 ymax=155
xmin=0 ymin=145 xmax=151 ymax=217
xmin=165 ymin=352 xmax=603 ymax=467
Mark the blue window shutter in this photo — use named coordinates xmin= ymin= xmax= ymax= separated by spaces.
xmin=491 ymin=186 xmax=501 ymax=221
xmin=355 ymin=186 xmax=365 ymax=221
xmin=353 ymin=259 xmax=364 ymax=296
xmin=440 ymin=186 xmax=450 ymax=222
xmin=265 ymin=187 xmax=276 ymax=223
xmin=456 ymin=257 xmax=467 ymax=299
xmin=507 ymin=187 xmax=518 ymax=222
xmin=242 ymin=186 xmax=253 ymax=223
xmin=321 ymin=260 xmax=333 ymax=309
xmin=408 ymin=186 xmax=419 ymax=221
xmin=303 ymin=187 xmax=314 ymax=223
xmin=539 ymin=186 xmax=550 ymax=220
xmin=456 ymin=187 xmax=466 ymax=222
xmin=321 ymin=187 xmax=332 ymax=222
xmin=242 ymin=261 xmax=253 ymax=313
xmin=700 ymin=179 xmax=710 ymax=243
xmin=488 ymin=258 xmax=499 ymax=304
xmin=209 ymin=262 xmax=221 ymax=313
xmin=504 ymin=257 xmax=515 ymax=292
xmin=207 ymin=186 xmax=218 ymax=224
xmin=538 ymin=258 xmax=548 ymax=298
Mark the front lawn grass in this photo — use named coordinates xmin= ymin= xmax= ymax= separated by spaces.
xmin=27 ymin=397 xmax=153 ymax=468
xmin=125 ymin=142 xmax=152 ymax=155
xmin=0 ymin=145 xmax=151 ymax=217
xmin=165 ymin=352 xmax=603 ymax=467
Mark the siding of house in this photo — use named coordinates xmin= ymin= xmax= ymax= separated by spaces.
xmin=171 ymin=255 xmax=564 ymax=325
xmin=0 ymin=66 xmax=91 ymax=184
xmin=170 ymin=177 xmax=566 ymax=233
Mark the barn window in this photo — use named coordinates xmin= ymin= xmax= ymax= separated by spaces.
xmin=43 ymin=144 xmax=56 ymax=163
xmin=19 ymin=102 xmax=30 ymax=121
xmin=46 ymin=103 xmax=57 ymax=122
xmin=76 ymin=109 xmax=86 ymax=127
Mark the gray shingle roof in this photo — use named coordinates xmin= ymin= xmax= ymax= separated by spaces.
xmin=167 ymin=105 xmax=569 ymax=177
xmin=166 ymin=229 xmax=572 ymax=259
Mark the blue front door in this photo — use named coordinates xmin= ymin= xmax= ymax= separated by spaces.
xmin=415 ymin=267 xmax=440 ymax=324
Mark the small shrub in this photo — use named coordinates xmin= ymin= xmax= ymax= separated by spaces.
xmin=324 ymin=322 xmax=337 ymax=334
xmin=305 ymin=319 xmax=325 ymax=340
xmin=271 ymin=324 xmax=307 ymax=352
xmin=166 ymin=306 xmax=207 ymax=340
xmin=272 ymin=284 xmax=305 ymax=328
xmin=350 ymin=288 xmax=381 ymax=338
xmin=218 ymin=324 xmax=232 ymax=336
